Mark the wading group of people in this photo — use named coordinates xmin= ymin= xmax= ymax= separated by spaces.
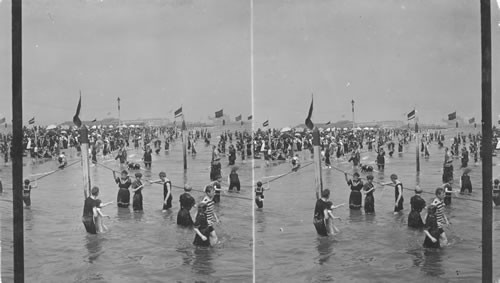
xmin=78 ymin=127 xmax=248 ymax=248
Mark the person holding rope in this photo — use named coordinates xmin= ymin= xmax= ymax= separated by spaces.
xmin=255 ymin=181 xmax=271 ymax=209
xmin=362 ymin=175 xmax=375 ymax=214
xmin=345 ymin=172 xmax=363 ymax=210
xmin=381 ymin=174 xmax=404 ymax=214
xmin=22 ymin=178 xmax=38 ymax=208
xmin=148 ymin=171 xmax=172 ymax=211
xmin=113 ymin=170 xmax=132 ymax=208
xmin=82 ymin=186 xmax=113 ymax=234
xmin=131 ymin=173 xmax=145 ymax=212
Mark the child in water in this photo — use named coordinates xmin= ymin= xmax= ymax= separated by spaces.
xmin=493 ymin=179 xmax=500 ymax=206
xmin=255 ymin=181 xmax=271 ymax=209
xmin=23 ymin=178 xmax=38 ymax=208
xmin=325 ymin=201 xmax=344 ymax=235
xmin=423 ymin=205 xmax=442 ymax=249
xmin=201 ymin=185 xmax=219 ymax=246
xmin=193 ymin=202 xmax=212 ymax=247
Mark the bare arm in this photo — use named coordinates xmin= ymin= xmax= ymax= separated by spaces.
xmin=193 ymin=227 xmax=207 ymax=241
xmin=424 ymin=230 xmax=437 ymax=243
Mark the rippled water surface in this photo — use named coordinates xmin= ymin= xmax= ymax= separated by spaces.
xmin=1 ymin=129 xmax=253 ymax=282
xmin=255 ymin=129 xmax=500 ymax=282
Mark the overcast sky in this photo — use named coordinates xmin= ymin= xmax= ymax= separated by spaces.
xmin=0 ymin=0 xmax=251 ymax=125
xmin=0 ymin=0 xmax=499 ymax=128
xmin=254 ymin=0 xmax=500 ymax=127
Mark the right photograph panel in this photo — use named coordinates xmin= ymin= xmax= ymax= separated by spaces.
xmin=253 ymin=0 xmax=500 ymax=281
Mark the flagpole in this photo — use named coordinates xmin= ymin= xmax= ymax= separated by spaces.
xmin=415 ymin=110 xmax=420 ymax=173
xmin=117 ymin=97 xmax=121 ymax=127
xmin=312 ymin=127 xmax=323 ymax=200
xmin=182 ymin=117 xmax=187 ymax=171
xmin=480 ymin=0 xmax=492 ymax=281
xmin=351 ymin=99 xmax=355 ymax=129
xmin=80 ymin=125 xmax=91 ymax=199
xmin=12 ymin=0 xmax=24 ymax=280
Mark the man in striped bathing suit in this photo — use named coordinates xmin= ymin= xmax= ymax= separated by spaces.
xmin=201 ymin=184 xmax=219 ymax=246
xmin=431 ymin=187 xmax=449 ymax=247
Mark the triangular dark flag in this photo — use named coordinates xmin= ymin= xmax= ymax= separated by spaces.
xmin=28 ymin=117 xmax=35 ymax=124
xmin=73 ymin=95 xmax=82 ymax=127
xmin=248 ymin=115 xmax=253 ymax=120
xmin=305 ymin=96 xmax=314 ymax=130
xmin=325 ymin=121 xmax=331 ymax=125
xmin=92 ymin=118 xmax=97 ymax=123
xmin=235 ymin=115 xmax=242 ymax=122
xmin=468 ymin=117 xmax=475 ymax=124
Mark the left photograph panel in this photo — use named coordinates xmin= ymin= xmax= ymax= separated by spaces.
xmin=0 ymin=0 xmax=252 ymax=282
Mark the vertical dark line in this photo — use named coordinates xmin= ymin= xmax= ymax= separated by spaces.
xmin=480 ymin=0 xmax=492 ymax=282
xmin=12 ymin=0 xmax=24 ymax=282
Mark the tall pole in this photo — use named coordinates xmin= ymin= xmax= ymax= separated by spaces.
xmin=182 ymin=119 xmax=187 ymax=170
xmin=351 ymin=99 xmax=355 ymax=129
xmin=480 ymin=0 xmax=492 ymax=281
xmin=312 ymin=127 xmax=323 ymax=200
xmin=416 ymin=115 xmax=420 ymax=173
xmin=12 ymin=0 xmax=24 ymax=280
xmin=117 ymin=97 xmax=121 ymax=127
xmin=80 ymin=126 xmax=91 ymax=199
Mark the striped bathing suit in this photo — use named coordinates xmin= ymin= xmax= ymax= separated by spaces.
xmin=431 ymin=198 xmax=446 ymax=228
xmin=202 ymin=196 xmax=216 ymax=225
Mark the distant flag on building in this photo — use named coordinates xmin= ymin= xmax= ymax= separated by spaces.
xmin=174 ymin=107 xmax=183 ymax=118
xmin=91 ymin=118 xmax=97 ymax=123
xmin=248 ymin=115 xmax=253 ymax=120
xmin=235 ymin=115 xmax=242 ymax=122
xmin=263 ymin=120 xmax=269 ymax=127
xmin=325 ymin=121 xmax=331 ymax=125
xmin=28 ymin=117 xmax=35 ymax=124
xmin=73 ymin=94 xmax=82 ymax=127
xmin=305 ymin=95 xmax=314 ymax=130
xmin=448 ymin=111 xmax=456 ymax=120
xmin=407 ymin=109 xmax=416 ymax=120
xmin=468 ymin=117 xmax=475 ymax=124
xmin=215 ymin=109 xmax=223 ymax=118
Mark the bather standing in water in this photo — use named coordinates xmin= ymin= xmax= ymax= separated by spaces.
xmin=177 ymin=185 xmax=195 ymax=227
xmin=113 ymin=170 xmax=132 ymax=208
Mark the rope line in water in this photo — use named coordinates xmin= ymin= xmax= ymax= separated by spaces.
xmin=327 ymin=163 xmax=484 ymax=204
xmin=93 ymin=161 xmax=253 ymax=201
xmin=1 ymin=159 xmax=80 ymax=188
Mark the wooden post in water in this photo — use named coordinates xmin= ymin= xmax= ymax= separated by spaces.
xmin=12 ymin=0 xmax=24 ymax=280
xmin=80 ymin=126 xmax=91 ymax=198
xmin=182 ymin=120 xmax=187 ymax=170
xmin=312 ymin=127 xmax=323 ymax=200
xmin=480 ymin=0 xmax=492 ymax=281
xmin=415 ymin=118 xmax=420 ymax=173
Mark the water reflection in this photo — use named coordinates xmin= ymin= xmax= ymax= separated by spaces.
xmin=84 ymin=234 xmax=103 ymax=264
xmin=407 ymin=247 xmax=445 ymax=277
xmin=192 ymin=246 xmax=215 ymax=276
xmin=116 ymin=207 xmax=132 ymax=221
xmin=315 ymin=236 xmax=336 ymax=265
xmin=255 ymin=209 xmax=266 ymax=233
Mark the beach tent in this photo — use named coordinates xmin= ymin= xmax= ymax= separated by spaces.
xmin=294 ymin=127 xmax=304 ymax=132
xmin=281 ymin=127 xmax=291 ymax=133
xmin=91 ymin=125 xmax=97 ymax=129
xmin=363 ymin=127 xmax=369 ymax=130
xmin=129 ymin=125 xmax=135 ymax=128
xmin=108 ymin=125 xmax=114 ymax=128
xmin=46 ymin=124 xmax=57 ymax=130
